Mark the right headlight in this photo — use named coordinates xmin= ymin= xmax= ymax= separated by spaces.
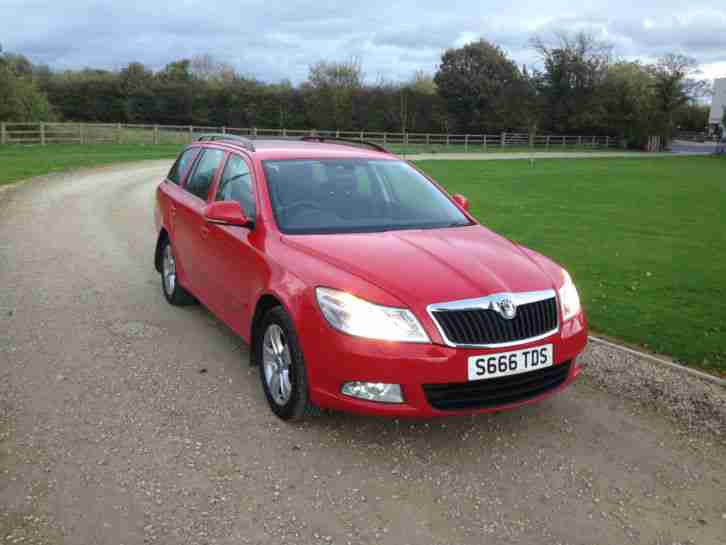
xmin=558 ymin=269 xmax=582 ymax=322
xmin=315 ymin=287 xmax=430 ymax=343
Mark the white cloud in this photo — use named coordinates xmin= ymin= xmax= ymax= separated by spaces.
xmin=2 ymin=0 xmax=725 ymax=82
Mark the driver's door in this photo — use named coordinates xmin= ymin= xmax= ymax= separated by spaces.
xmin=203 ymin=153 xmax=264 ymax=336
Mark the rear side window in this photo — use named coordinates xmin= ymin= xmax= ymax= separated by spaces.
xmin=185 ymin=149 xmax=225 ymax=200
xmin=167 ymin=148 xmax=199 ymax=185
xmin=216 ymin=154 xmax=256 ymax=220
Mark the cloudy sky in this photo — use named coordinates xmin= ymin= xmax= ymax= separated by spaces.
xmin=3 ymin=0 xmax=726 ymax=84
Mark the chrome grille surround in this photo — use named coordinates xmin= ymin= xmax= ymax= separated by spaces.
xmin=426 ymin=289 xmax=560 ymax=348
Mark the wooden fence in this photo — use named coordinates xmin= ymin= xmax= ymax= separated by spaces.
xmin=0 ymin=122 xmax=621 ymax=152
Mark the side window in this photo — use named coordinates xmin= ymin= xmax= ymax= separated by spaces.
xmin=185 ymin=149 xmax=225 ymax=200
xmin=216 ymin=154 xmax=256 ymax=220
xmin=167 ymin=148 xmax=199 ymax=185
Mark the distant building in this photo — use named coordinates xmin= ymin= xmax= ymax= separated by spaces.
xmin=709 ymin=78 xmax=726 ymax=136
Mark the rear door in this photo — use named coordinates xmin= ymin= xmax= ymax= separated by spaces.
xmin=156 ymin=146 xmax=200 ymax=238
xmin=174 ymin=147 xmax=226 ymax=301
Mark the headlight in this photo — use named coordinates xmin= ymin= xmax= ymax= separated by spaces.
xmin=315 ymin=287 xmax=430 ymax=343
xmin=558 ymin=269 xmax=581 ymax=322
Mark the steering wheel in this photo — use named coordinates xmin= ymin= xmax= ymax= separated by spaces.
xmin=282 ymin=200 xmax=323 ymax=217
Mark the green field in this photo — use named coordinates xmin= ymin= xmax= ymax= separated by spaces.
xmin=417 ymin=157 xmax=726 ymax=374
xmin=0 ymin=144 xmax=182 ymax=187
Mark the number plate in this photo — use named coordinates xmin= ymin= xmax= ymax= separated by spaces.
xmin=468 ymin=344 xmax=553 ymax=381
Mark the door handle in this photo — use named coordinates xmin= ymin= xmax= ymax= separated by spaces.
xmin=201 ymin=226 xmax=210 ymax=239
xmin=170 ymin=206 xmax=177 ymax=217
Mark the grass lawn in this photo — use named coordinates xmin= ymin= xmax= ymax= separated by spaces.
xmin=0 ymin=144 xmax=182 ymax=187
xmin=417 ymin=157 xmax=726 ymax=375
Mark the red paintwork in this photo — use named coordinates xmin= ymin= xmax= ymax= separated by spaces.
xmin=204 ymin=201 xmax=251 ymax=226
xmin=155 ymin=141 xmax=588 ymax=417
xmin=452 ymin=193 xmax=469 ymax=211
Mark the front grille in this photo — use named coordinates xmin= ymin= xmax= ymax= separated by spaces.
xmin=432 ymin=297 xmax=558 ymax=346
xmin=423 ymin=361 xmax=571 ymax=411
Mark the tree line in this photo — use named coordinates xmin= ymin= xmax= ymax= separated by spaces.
xmin=0 ymin=34 xmax=711 ymax=148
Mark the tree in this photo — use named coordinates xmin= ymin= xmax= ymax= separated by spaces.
xmin=190 ymin=54 xmax=236 ymax=82
xmin=0 ymin=45 xmax=54 ymax=122
xmin=651 ymin=54 xmax=709 ymax=146
xmin=158 ymin=59 xmax=193 ymax=82
xmin=598 ymin=61 xmax=657 ymax=147
xmin=118 ymin=62 xmax=155 ymax=122
xmin=410 ymin=70 xmax=437 ymax=95
xmin=672 ymin=102 xmax=709 ymax=133
xmin=303 ymin=58 xmax=362 ymax=129
xmin=531 ymin=32 xmax=612 ymax=133
xmin=434 ymin=40 xmax=524 ymax=133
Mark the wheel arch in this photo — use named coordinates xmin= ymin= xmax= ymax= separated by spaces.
xmin=249 ymin=293 xmax=286 ymax=366
xmin=154 ymin=229 xmax=169 ymax=273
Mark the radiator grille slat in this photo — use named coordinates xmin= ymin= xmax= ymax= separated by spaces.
xmin=432 ymin=297 xmax=558 ymax=346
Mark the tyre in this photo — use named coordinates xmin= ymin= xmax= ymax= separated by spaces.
xmin=160 ymin=238 xmax=196 ymax=306
xmin=256 ymin=306 xmax=319 ymax=421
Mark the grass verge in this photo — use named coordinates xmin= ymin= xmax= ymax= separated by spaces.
xmin=417 ymin=156 xmax=726 ymax=375
xmin=0 ymin=144 xmax=182 ymax=187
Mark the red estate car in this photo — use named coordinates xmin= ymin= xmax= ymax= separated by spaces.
xmin=154 ymin=135 xmax=588 ymax=420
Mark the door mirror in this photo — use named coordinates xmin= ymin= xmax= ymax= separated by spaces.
xmin=452 ymin=194 xmax=470 ymax=211
xmin=204 ymin=201 xmax=253 ymax=228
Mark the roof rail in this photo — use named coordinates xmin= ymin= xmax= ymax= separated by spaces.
xmin=195 ymin=133 xmax=255 ymax=152
xmin=299 ymin=136 xmax=389 ymax=153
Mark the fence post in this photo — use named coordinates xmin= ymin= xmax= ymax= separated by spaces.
xmin=79 ymin=123 xmax=84 ymax=145
xmin=359 ymin=130 xmax=364 ymax=141
xmin=483 ymin=135 xmax=487 ymax=152
xmin=562 ymin=136 xmax=566 ymax=148
xmin=253 ymin=127 xmax=258 ymax=137
xmin=189 ymin=125 xmax=194 ymax=143
xmin=592 ymin=136 xmax=596 ymax=148
xmin=529 ymin=132 xmax=534 ymax=149
xmin=500 ymin=132 xmax=506 ymax=148
xmin=115 ymin=123 xmax=122 ymax=144
xmin=383 ymin=133 xmax=387 ymax=146
xmin=283 ymin=128 xmax=288 ymax=137
xmin=153 ymin=124 xmax=159 ymax=145
xmin=426 ymin=133 xmax=430 ymax=146
xmin=577 ymin=136 xmax=582 ymax=147
xmin=0 ymin=122 xmax=6 ymax=145
xmin=40 ymin=122 xmax=46 ymax=146
xmin=546 ymin=135 xmax=550 ymax=150
xmin=464 ymin=134 xmax=469 ymax=153
xmin=446 ymin=134 xmax=450 ymax=147
xmin=605 ymin=136 xmax=609 ymax=148
xmin=221 ymin=126 xmax=227 ymax=135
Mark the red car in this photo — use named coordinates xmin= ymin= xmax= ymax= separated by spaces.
xmin=154 ymin=135 xmax=588 ymax=420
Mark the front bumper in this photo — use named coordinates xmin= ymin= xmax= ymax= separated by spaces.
xmin=298 ymin=310 xmax=589 ymax=417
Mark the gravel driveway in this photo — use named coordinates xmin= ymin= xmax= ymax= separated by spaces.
xmin=1 ymin=162 xmax=725 ymax=545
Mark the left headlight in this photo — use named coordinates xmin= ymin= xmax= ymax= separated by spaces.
xmin=558 ymin=269 xmax=582 ymax=322
xmin=315 ymin=287 xmax=430 ymax=343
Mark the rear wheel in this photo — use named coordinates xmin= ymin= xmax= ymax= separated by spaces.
xmin=160 ymin=238 xmax=196 ymax=306
xmin=257 ymin=307 xmax=319 ymax=421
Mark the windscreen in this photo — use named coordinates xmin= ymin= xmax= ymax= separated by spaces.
xmin=262 ymin=159 xmax=471 ymax=234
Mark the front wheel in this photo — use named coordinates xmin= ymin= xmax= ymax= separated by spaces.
xmin=160 ymin=238 xmax=196 ymax=306
xmin=257 ymin=307 xmax=319 ymax=421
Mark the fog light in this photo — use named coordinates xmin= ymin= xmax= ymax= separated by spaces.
xmin=341 ymin=382 xmax=404 ymax=403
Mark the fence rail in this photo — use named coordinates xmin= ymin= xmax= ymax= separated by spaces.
xmin=0 ymin=122 xmax=621 ymax=152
